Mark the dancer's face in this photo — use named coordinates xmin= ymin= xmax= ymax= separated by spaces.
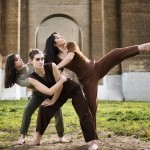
xmin=31 ymin=53 xmax=44 ymax=69
xmin=54 ymin=33 xmax=66 ymax=47
xmin=14 ymin=55 xmax=24 ymax=69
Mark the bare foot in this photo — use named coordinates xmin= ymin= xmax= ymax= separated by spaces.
xmin=59 ymin=136 xmax=69 ymax=143
xmin=29 ymin=139 xmax=40 ymax=146
xmin=138 ymin=42 xmax=150 ymax=52
xmin=87 ymin=140 xmax=98 ymax=150
xmin=16 ymin=138 xmax=25 ymax=145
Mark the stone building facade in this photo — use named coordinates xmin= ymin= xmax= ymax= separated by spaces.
xmin=0 ymin=0 xmax=150 ymax=100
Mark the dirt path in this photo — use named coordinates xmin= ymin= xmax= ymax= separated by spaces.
xmin=4 ymin=132 xmax=150 ymax=150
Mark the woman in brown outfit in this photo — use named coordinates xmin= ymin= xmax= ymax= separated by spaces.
xmin=28 ymin=49 xmax=98 ymax=150
xmin=44 ymin=32 xmax=150 ymax=128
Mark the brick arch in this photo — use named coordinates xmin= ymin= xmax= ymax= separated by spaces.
xmin=35 ymin=13 xmax=83 ymax=51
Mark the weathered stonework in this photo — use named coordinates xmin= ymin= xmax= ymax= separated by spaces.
xmin=0 ymin=0 xmax=150 ymax=100
xmin=120 ymin=0 xmax=150 ymax=72
xmin=1 ymin=0 xmax=18 ymax=56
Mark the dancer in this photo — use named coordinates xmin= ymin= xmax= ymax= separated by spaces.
xmin=4 ymin=54 xmax=67 ymax=144
xmin=28 ymin=49 xmax=98 ymax=150
xmin=44 ymin=32 xmax=150 ymax=128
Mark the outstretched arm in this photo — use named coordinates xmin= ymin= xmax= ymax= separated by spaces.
xmin=28 ymin=64 xmax=67 ymax=96
xmin=57 ymin=52 xmax=75 ymax=69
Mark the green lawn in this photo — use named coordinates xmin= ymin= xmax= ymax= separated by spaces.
xmin=0 ymin=99 xmax=150 ymax=148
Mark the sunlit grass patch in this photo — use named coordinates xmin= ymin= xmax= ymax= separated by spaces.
xmin=0 ymin=99 xmax=150 ymax=148
xmin=96 ymin=101 xmax=150 ymax=141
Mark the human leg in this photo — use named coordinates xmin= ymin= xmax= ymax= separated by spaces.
xmin=33 ymin=86 xmax=70 ymax=144
xmin=82 ymin=81 xmax=98 ymax=130
xmin=32 ymin=104 xmax=65 ymax=145
xmin=35 ymin=88 xmax=69 ymax=136
xmin=20 ymin=94 xmax=44 ymax=135
xmin=95 ymin=42 xmax=150 ymax=79
xmin=70 ymin=84 xmax=98 ymax=149
xmin=34 ymin=107 xmax=67 ymax=143
xmin=54 ymin=108 xmax=68 ymax=142
xmin=54 ymin=108 xmax=64 ymax=137
xmin=70 ymin=85 xmax=98 ymax=142
xmin=83 ymin=45 xmax=143 ymax=130
xmin=18 ymin=93 xmax=44 ymax=144
xmin=60 ymin=79 xmax=98 ymax=142
xmin=83 ymin=46 xmax=140 ymax=130
xmin=95 ymin=45 xmax=140 ymax=79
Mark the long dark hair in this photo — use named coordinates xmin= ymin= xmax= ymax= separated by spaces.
xmin=4 ymin=54 xmax=17 ymax=88
xmin=44 ymin=32 xmax=59 ymax=63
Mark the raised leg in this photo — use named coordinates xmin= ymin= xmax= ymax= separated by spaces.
xmin=138 ymin=42 xmax=150 ymax=52
xmin=95 ymin=45 xmax=140 ymax=79
xmin=70 ymin=85 xmax=98 ymax=142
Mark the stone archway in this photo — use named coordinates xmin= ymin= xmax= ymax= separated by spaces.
xmin=35 ymin=14 xmax=83 ymax=52
xmin=35 ymin=14 xmax=82 ymax=83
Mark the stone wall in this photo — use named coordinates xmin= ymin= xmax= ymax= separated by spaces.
xmin=28 ymin=0 xmax=91 ymax=58
xmin=0 ymin=0 xmax=18 ymax=56
xmin=121 ymin=0 xmax=150 ymax=72
xmin=0 ymin=0 xmax=150 ymax=100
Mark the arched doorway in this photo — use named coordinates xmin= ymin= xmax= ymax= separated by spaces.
xmin=35 ymin=14 xmax=82 ymax=51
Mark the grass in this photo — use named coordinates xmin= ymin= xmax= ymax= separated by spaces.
xmin=96 ymin=101 xmax=150 ymax=140
xmin=0 ymin=99 xmax=150 ymax=148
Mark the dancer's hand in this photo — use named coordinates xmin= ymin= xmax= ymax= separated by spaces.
xmin=41 ymin=99 xmax=55 ymax=106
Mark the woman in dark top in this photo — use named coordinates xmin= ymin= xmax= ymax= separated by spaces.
xmin=44 ymin=32 xmax=150 ymax=129
xmin=4 ymin=54 xmax=67 ymax=144
xmin=27 ymin=49 xmax=98 ymax=150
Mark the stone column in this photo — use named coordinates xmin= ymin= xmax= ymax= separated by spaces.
xmin=102 ymin=0 xmax=121 ymax=74
xmin=2 ymin=0 xmax=18 ymax=55
xmin=18 ymin=0 xmax=28 ymax=62
xmin=0 ymin=0 xmax=1 ymax=53
xmin=0 ymin=0 xmax=3 ymax=99
xmin=0 ymin=0 xmax=4 ymax=55
xmin=90 ymin=0 xmax=102 ymax=60
xmin=97 ymin=0 xmax=123 ymax=100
